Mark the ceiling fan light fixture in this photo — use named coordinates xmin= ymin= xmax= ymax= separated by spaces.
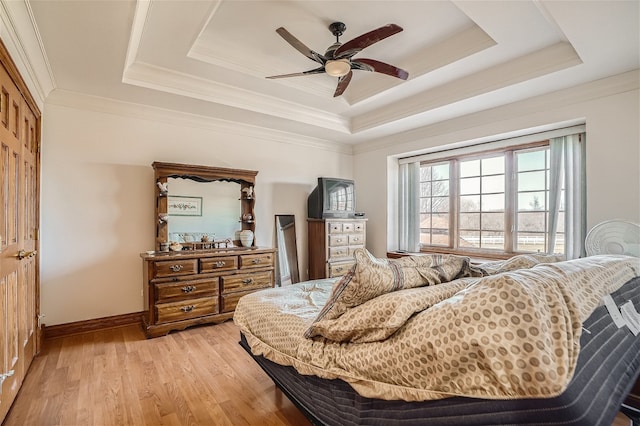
xmin=325 ymin=59 xmax=351 ymax=77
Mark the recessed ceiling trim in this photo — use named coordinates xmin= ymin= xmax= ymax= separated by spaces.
xmin=188 ymin=43 xmax=341 ymax=100
xmin=46 ymin=88 xmax=353 ymax=155
xmin=123 ymin=0 xmax=151 ymax=72
xmin=346 ymin=25 xmax=496 ymax=105
xmin=122 ymin=61 xmax=351 ymax=133
xmin=354 ymin=70 xmax=639 ymax=155
xmin=352 ymin=42 xmax=582 ymax=133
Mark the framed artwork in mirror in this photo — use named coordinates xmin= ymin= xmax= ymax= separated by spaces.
xmin=168 ymin=196 xmax=202 ymax=216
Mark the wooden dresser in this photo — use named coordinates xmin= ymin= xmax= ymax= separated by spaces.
xmin=141 ymin=247 xmax=275 ymax=338
xmin=308 ymin=218 xmax=367 ymax=279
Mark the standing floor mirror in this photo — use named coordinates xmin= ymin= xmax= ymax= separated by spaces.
xmin=275 ymin=215 xmax=300 ymax=286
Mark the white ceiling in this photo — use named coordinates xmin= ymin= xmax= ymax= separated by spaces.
xmin=26 ymin=0 xmax=640 ymax=146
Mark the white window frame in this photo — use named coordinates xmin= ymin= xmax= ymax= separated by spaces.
xmin=398 ymin=125 xmax=585 ymax=259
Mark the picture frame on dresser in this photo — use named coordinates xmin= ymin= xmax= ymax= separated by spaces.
xmin=167 ymin=195 xmax=202 ymax=216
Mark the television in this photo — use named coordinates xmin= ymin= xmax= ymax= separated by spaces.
xmin=307 ymin=177 xmax=357 ymax=219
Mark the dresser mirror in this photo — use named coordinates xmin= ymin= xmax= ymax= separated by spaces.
xmin=275 ymin=215 xmax=300 ymax=286
xmin=152 ymin=162 xmax=258 ymax=251
xmin=167 ymin=178 xmax=240 ymax=244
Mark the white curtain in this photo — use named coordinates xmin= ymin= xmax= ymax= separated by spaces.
xmin=548 ymin=133 xmax=587 ymax=259
xmin=398 ymin=162 xmax=421 ymax=252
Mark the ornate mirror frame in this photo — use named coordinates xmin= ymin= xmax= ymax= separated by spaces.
xmin=152 ymin=162 xmax=258 ymax=251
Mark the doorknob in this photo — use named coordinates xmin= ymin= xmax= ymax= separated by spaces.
xmin=15 ymin=250 xmax=36 ymax=260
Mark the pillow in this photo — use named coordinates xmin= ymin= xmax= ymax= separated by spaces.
xmin=304 ymin=248 xmax=483 ymax=338
xmin=479 ymin=253 xmax=565 ymax=276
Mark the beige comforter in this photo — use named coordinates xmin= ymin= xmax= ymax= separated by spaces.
xmin=234 ymin=255 xmax=639 ymax=401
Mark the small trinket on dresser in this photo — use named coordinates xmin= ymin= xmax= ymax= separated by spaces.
xmin=156 ymin=181 xmax=169 ymax=196
xmin=242 ymin=186 xmax=254 ymax=199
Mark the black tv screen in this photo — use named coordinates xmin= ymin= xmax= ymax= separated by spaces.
xmin=307 ymin=177 xmax=356 ymax=219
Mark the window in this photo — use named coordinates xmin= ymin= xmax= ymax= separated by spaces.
xmin=399 ymin=129 xmax=585 ymax=259
xmin=416 ymin=142 xmax=563 ymax=257
xmin=420 ymin=141 xmax=561 ymax=255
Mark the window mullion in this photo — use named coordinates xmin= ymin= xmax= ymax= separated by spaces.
xmin=504 ymin=151 xmax=515 ymax=253
xmin=450 ymin=160 xmax=458 ymax=249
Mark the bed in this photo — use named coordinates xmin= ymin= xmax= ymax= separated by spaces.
xmin=234 ymin=250 xmax=640 ymax=425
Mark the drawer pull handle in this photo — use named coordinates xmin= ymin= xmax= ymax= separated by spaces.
xmin=242 ymin=278 xmax=253 ymax=285
xmin=251 ymin=258 xmax=261 ymax=264
xmin=170 ymin=264 xmax=183 ymax=272
xmin=181 ymin=305 xmax=196 ymax=313
xmin=181 ymin=285 xmax=196 ymax=293
xmin=214 ymin=261 xmax=226 ymax=267
xmin=336 ymin=239 xmax=343 ymax=243
xmin=335 ymin=267 xmax=344 ymax=272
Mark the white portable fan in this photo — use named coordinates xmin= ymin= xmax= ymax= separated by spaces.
xmin=585 ymin=220 xmax=640 ymax=257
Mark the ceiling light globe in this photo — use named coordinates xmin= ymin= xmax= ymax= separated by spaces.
xmin=325 ymin=59 xmax=351 ymax=77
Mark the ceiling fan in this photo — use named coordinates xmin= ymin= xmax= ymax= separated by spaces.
xmin=266 ymin=22 xmax=409 ymax=97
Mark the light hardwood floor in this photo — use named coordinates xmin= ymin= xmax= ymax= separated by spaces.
xmin=3 ymin=322 xmax=310 ymax=426
xmin=3 ymin=321 xmax=634 ymax=426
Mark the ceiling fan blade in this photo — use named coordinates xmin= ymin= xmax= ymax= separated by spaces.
xmin=334 ymin=24 xmax=403 ymax=59
xmin=333 ymin=71 xmax=353 ymax=97
xmin=266 ymin=66 xmax=326 ymax=79
xmin=275 ymin=27 xmax=326 ymax=64
xmin=351 ymin=58 xmax=409 ymax=80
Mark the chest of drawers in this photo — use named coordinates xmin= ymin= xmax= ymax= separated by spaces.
xmin=308 ymin=218 xmax=367 ymax=279
xmin=141 ymin=248 xmax=275 ymax=338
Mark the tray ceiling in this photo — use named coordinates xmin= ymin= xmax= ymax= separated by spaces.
xmin=24 ymin=0 xmax=640 ymax=145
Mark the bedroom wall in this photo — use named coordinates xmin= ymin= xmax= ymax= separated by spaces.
xmin=37 ymin=71 xmax=640 ymax=326
xmin=40 ymin=95 xmax=353 ymax=326
xmin=353 ymin=71 xmax=640 ymax=258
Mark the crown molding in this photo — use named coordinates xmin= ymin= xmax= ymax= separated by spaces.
xmin=352 ymin=42 xmax=582 ymax=133
xmin=345 ymin=25 xmax=497 ymax=105
xmin=123 ymin=1 xmax=349 ymax=132
xmin=122 ymin=61 xmax=350 ymax=134
xmin=353 ymin=69 xmax=639 ymax=155
xmin=45 ymin=89 xmax=353 ymax=155
xmin=0 ymin=0 xmax=55 ymax=108
xmin=123 ymin=0 xmax=150 ymax=72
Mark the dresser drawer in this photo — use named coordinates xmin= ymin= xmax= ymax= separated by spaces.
xmin=222 ymin=271 xmax=273 ymax=294
xmin=327 ymin=222 xmax=343 ymax=233
xmin=328 ymin=261 xmax=355 ymax=278
xmin=154 ymin=259 xmax=198 ymax=278
xmin=155 ymin=278 xmax=218 ymax=303
xmin=239 ymin=252 xmax=274 ymax=270
xmin=353 ymin=222 xmax=365 ymax=232
xmin=328 ymin=234 xmax=348 ymax=247
xmin=155 ymin=297 xmax=218 ymax=324
xmin=348 ymin=234 xmax=364 ymax=245
xmin=200 ymin=256 xmax=237 ymax=273
xmin=328 ymin=246 xmax=349 ymax=259
xmin=342 ymin=222 xmax=355 ymax=232
xmin=221 ymin=290 xmax=264 ymax=313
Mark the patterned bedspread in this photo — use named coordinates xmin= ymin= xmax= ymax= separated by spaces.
xmin=234 ymin=254 xmax=640 ymax=402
